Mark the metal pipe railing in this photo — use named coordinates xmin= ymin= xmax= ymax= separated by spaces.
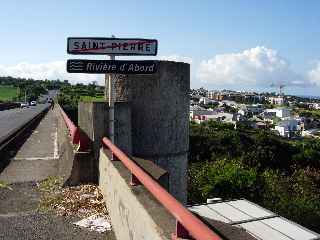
xmin=59 ymin=106 xmax=89 ymax=151
xmin=102 ymin=137 xmax=222 ymax=240
xmin=59 ymin=107 xmax=80 ymax=145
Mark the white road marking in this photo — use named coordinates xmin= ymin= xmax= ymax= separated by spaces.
xmin=13 ymin=157 xmax=59 ymax=161
xmin=53 ymin=126 xmax=59 ymax=159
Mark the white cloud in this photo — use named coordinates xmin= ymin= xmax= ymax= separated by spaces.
xmin=0 ymin=55 xmax=192 ymax=85
xmin=2 ymin=50 xmax=319 ymax=92
xmin=0 ymin=61 xmax=103 ymax=85
xmin=159 ymin=55 xmax=192 ymax=64
xmin=308 ymin=61 xmax=320 ymax=86
xmin=197 ymin=46 xmax=307 ymax=88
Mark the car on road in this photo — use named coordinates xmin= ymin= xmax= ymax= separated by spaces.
xmin=30 ymin=101 xmax=37 ymax=106
xmin=20 ymin=102 xmax=29 ymax=108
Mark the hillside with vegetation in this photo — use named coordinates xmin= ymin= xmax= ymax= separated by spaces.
xmin=57 ymin=82 xmax=104 ymax=123
xmin=188 ymin=120 xmax=320 ymax=232
xmin=0 ymin=76 xmax=62 ymax=102
xmin=0 ymin=85 xmax=18 ymax=101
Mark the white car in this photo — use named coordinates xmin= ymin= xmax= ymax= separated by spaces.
xmin=20 ymin=102 xmax=29 ymax=108
xmin=30 ymin=101 xmax=37 ymax=106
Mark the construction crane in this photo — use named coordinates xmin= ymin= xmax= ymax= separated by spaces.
xmin=270 ymin=83 xmax=286 ymax=95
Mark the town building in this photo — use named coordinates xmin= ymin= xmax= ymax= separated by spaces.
xmin=268 ymin=96 xmax=285 ymax=105
xmin=274 ymin=119 xmax=303 ymax=138
xmin=199 ymin=97 xmax=218 ymax=105
xmin=264 ymin=108 xmax=291 ymax=119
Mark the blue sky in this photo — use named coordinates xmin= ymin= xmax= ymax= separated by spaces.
xmin=1 ymin=0 xmax=320 ymax=96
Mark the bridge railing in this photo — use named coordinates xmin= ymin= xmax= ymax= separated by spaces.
xmin=59 ymin=106 xmax=89 ymax=151
xmin=102 ymin=136 xmax=222 ymax=240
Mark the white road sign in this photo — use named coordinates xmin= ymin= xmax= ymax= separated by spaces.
xmin=67 ymin=37 xmax=158 ymax=56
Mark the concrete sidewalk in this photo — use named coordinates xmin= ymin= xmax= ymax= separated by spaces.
xmin=0 ymin=108 xmax=58 ymax=183
xmin=0 ymin=182 xmax=114 ymax=240
xmin=0 ymin=109 xmax=115 ymax=239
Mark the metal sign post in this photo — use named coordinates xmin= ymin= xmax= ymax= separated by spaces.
xmin=108 ymin=54 xmax=115 ymax=143
xmin=67 ymin=36 xmax=158 ymax=143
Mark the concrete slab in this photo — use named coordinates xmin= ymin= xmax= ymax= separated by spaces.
xmin=0 ymin=107 xmax=116 ymax=239
xmin=0 ymin=182 xmax=116 ymax=240
xmin=13 ymin=107 xmax=58 ymax=160
xmin=0 ymin=108 xmax=59 ymax=183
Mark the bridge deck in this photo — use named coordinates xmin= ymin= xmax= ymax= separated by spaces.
xmin=0 ymin=107 xmax=115 ymax=239
xmin=0 ymin=107 xmax=58 ymax=183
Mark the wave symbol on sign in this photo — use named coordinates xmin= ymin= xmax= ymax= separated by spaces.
xmin=69 ymin=61 xmax=84 ymax=71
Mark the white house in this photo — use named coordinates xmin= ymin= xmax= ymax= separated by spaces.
xmin=309 ymin=103 xmax=320 ymax=110
xmin=199 ymin=97 xmax=217 ymax=105
xmin=265 ymin=108 xmax=291 ymax=119
xmin=268 ymin=96 xmax=285 ymax=105
xmin=238 ymin=104 xmax=264 ymax=116
xmin=274 ymin=119 xmax=302 ymax=137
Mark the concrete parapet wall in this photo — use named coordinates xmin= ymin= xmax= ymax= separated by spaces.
xmin=56 ymin=105 xmax=93 ymax=185
xmin=78 ymin=102 xmax=132 ymax=182
xmin=99 ymin=149 xmax=175 ymax=240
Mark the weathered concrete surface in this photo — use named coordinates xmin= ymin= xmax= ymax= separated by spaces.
xmin=0 ymin=182 xmax=115 ymax=240
xmin=116 ymin=61 xmax=190 ymax=204
xmin=132 ymin=157 xmax=169 ymax=190
xmin=99 ymin=149 xmax=175 ymax=240
xmin=78 ymin=102 xmax=132 ymax=182
xmin=113 ymin=102 xmax=132 ymax=155
xmin=78 ymin=102 xmax=108 ymax=182
xmin=0 ymin=104 xmax=80 ymax=184
xmin=56 ymin=104 xmax=93 ymax=185
xmin=0 ymin=108 xmax=115 ymax=239
xmin=0 ymin=107 xmax=58 ymax=183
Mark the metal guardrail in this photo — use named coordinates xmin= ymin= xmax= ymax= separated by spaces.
xmin=102 ymin=136 xmax=222 ymax=240
xmin=59 ymin=105 xmax=89 ymax=151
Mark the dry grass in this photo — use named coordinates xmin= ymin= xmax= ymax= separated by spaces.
xmin=38 ymin=177 xmax=108 ymax=218
xmin=0 ymin=180 xmax=12 ymax=190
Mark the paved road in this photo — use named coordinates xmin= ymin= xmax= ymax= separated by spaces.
xmin=0 ymin=104 xmax=49 ymax=144
xmin=0 ymin=182 xmax=114 ymax=240
xmin=0 ymin=107 xmax=58 ymax=183
xmin=0 ymin=107 xmax=116 ymax=239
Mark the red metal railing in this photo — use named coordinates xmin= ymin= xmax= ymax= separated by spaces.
xmin=102 ymin=137 xmax=222 ymax=240
xmin=59 ymin=106 xmax=89 ymax=151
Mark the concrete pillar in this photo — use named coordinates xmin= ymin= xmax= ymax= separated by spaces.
xmin=78 ymin=102 xmax=107 ymax=182
xmin=114 ymin=61 xmax=190 ymax=204
xmin=78 ymin=102 xmax=132 ymax=182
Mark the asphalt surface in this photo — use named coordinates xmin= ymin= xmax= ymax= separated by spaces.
xmin=0 ymin=108 xmax=116 ymax=239
xmin=0 ymin=107 xmax=58 ymax=183
xmin=0 ymin=104 xmax=49 ymax=144
xmin=0 ymin=182 xmax=114 ymax=240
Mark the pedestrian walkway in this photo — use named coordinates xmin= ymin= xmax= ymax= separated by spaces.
xmin=0 ymin=108 xmax=59 ymax=183
xmin=0 ymin=108 xmax=115 ymax=239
